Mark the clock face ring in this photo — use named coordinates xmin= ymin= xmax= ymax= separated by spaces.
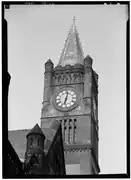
xmin=52 ymin=87 xmax=80 ymax=111
xmin=56 ymin=90 xmax=76 ymax=107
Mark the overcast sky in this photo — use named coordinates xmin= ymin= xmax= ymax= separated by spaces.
xmin=5 ymin=4 xmax=127 ymax=174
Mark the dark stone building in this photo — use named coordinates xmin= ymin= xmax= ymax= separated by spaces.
xmin=7 ymin=121 xmax=66 ymax=177
xmin=8 ymin=19 xmax=100 ymax=175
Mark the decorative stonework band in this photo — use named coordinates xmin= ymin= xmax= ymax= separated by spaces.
xmin=64 ymin=143 xmax=92 ymax=153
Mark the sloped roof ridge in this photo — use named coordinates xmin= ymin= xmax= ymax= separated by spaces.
xmin=9 ymin=128 xmax=30 ymax=132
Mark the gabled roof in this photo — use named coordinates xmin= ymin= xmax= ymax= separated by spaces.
xmin=58 ymin=18 xmax=84 ymax=67
xmin=27 ymin=123 xmax=45 ymax=137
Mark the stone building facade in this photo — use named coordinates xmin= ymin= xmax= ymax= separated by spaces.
xmin=41 ymin=19 xmax=100 ymax=174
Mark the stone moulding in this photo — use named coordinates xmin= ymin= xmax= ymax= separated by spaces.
xmin=64 ymin=143 xmax=92 ymax=153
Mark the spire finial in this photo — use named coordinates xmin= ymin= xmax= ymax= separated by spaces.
xmin=73 ymin=16 xmax=76 ymax=25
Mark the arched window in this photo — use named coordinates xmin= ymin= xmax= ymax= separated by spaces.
xmin=30 ymin=137 xmax=33 ymax=146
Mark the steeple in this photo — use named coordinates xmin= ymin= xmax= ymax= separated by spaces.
xmin=58 ymin=17 xmax=84 ymax=67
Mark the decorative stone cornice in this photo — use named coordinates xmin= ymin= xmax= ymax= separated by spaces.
xmin=41 ymin=114 xmax=91 ymax=120
xmin=51 ymin=82 xmax=84 ymax=87
xmin=53 ymin=64 xmax=84 ymax=74
xmin=64 ymin=143 xmax=92 ymax=153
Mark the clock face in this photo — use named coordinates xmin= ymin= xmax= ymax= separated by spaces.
xmin=52 ymin=87 xmax=80 ymax=111
xmin=56 ymin=90 xmax=76 ymax=108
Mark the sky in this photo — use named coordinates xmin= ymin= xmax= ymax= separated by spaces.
xmin=5 ymin=4 xmax=127 ymax=174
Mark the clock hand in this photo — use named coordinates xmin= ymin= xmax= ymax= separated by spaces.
xmin=64 ymin=92 xmax=68 ymax=104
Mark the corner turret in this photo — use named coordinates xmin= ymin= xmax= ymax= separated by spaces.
xmin=84 ymin=55 xmax=93 ymax=69
xmin=45 ymin=59 xmax=54 ymax=73
xmin=43 ymin=59 xmax=54 ymax=105
xmin=24 ymin=124 xmax=47 ymax=175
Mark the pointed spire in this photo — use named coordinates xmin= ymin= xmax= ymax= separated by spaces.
xmin=58 ymin=17 xmax=84 ymax=67
xmin=27 ymin=123 xmax=45 ymax=137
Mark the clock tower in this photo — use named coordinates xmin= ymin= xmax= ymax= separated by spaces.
xmin=40 ymin=19 xmax=100 ymax=174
